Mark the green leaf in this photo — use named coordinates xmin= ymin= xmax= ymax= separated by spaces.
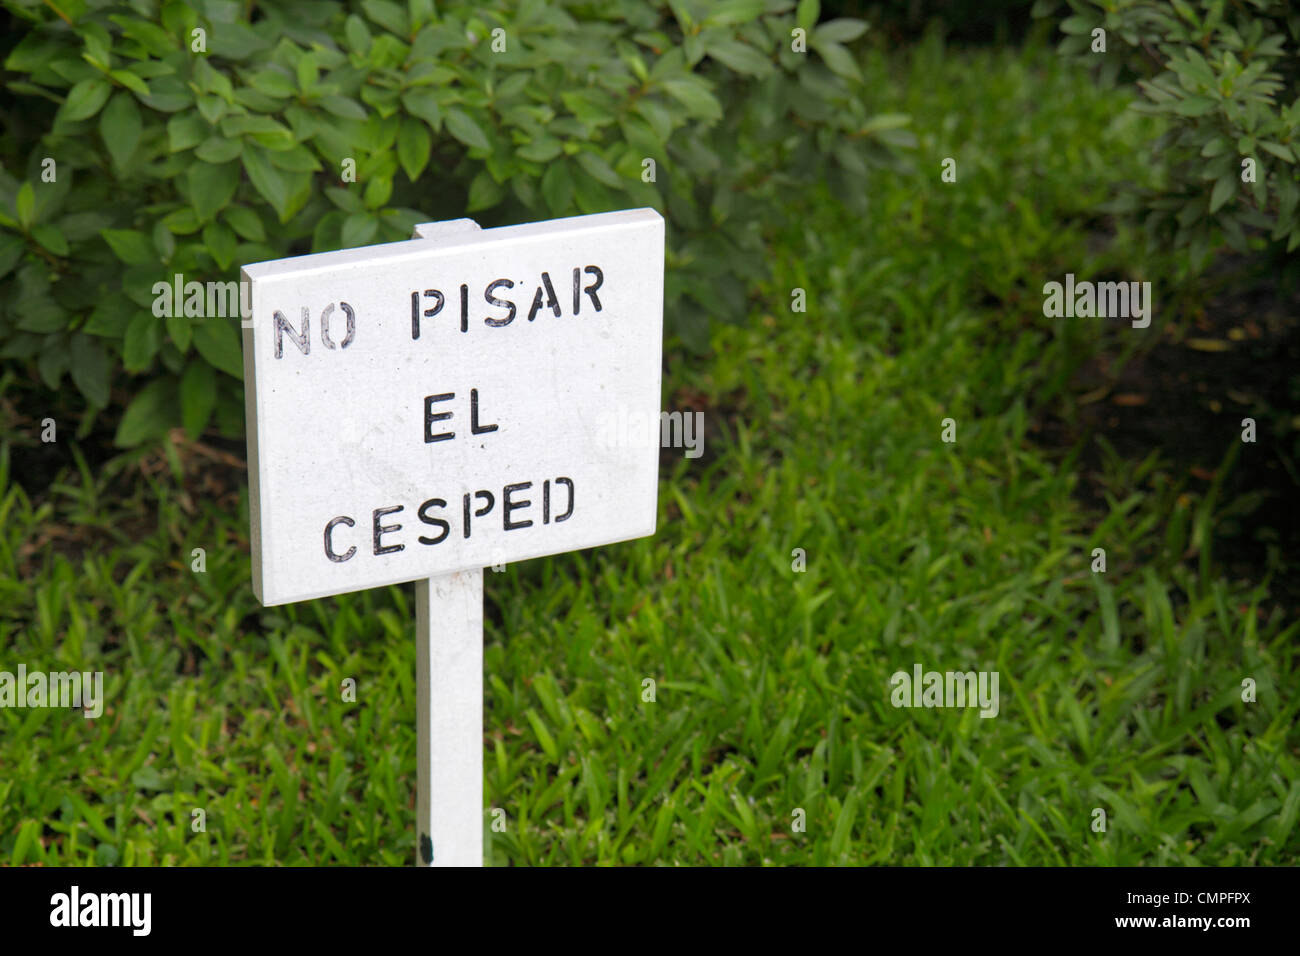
xmin=1175 ymin=48 xmax=1216 ymax=89
xmin=575 ymin=150 xmax=624 ymax=189
xmin=561 ymin=89 xmax=618 ymax=128
xmin=109 ymin=16 xmax=175 ymax=56
xmin=1209 ymin=174 xmax=1236 ymax=213
xmin=408 ymin=0 xmax=434 ymax=31
xmin=1059 ymin=15 xmax=1098 ymax=36
xmin=109 ymin=69 xmax=151 ymax=98
xmin=19 ymin=303 xmax=66 ymax=333
xmin=445 ymin=108 xmax=491 ymax=151
xmin=167 ymin=113 xmax=209 ymax=153
xmin=61 ymin=78 xmax=112 ymax=122
xmin=165 ymin=312 xmax=192 ymax=353
xmin=223 ymin=205 xmax=265 ymax=241
xmin=84 ymin=297 xmax=134 ymax=337
xmin=812 ymin=39 xmax=860 ymax=81
xmin=572 ymin=170 xmax=615 ymax=214
xmin=70 ymin=334 xmax=110 ymax=407
xmin=0 ymin=233 xmax=24 ymax=278
xmin=16 ymin=183 xmax=35 ymax=230
xmin=5 ymin=33 xmax=64 ymax=73
xmin=874 ymin=127 xmax=916 ymax=148
xmin=814 ymin=19 xmax=869 ymax=44
xmin=707 ymin=39 xmax=771 ymax=76
xmin=123 ymin=312 xmax=163 ymax=371
xmin=796 ymin=0 xmax=820 ymax=31
xmin=1173 ymin=96 xmax=1216 ymax=117
xmin=195 ymin=136 xmax=243 ymax=164
xmin=99 ymin=92 xmax=143 ymax=170
xmin=341 ymin=212 xmax=379 ymax=247
xmin=1200 ymin=137 xmax=1230 ymax=158
xmin=196 ymin=94 xmax=226 ymax=125
xmin=326 ymin=187 xmax=365 ymax=214
xmin=193 ymin=319 xmax=244 ymax=379
xmin=202 ymin=220 xmax=237 ymax=270
xmin=125 ymin=266 xmax=163 ymax=310
xmin=60 ymin=211 xmax=113 ymax=243
xmin=362 ymin=0 xmax=409 ymax=37
xmin=345 ymin=14 xmax=372 ymax=55
xmin=398 ymin=118 xmax=432 ymax=181
xmin=248 ymin=69 xmax=296 ymax=98
xmin=659 ymin=78 xmax=722 ymax=121
xmin=466 ymin=170 xmax=505 ymax=211
xmin=222 ymin=113 xmax=294 ymax=140
xmin=296 ymin=51 xmax=320 ymax=93
xmin=235 ymin=87 xmax=286 ymax=113
xmin=161 ymin=207 xmax=202 ymax=235
xmin=829 ymin=792 xmax=859 ymax=858
xmin=100 ymin=228 xmax=156 ymax=265
xmin=180 ymin=360 xmax=217 ymax=438
xmin=241 ymin=148 xmax=292 ymax=222
xmin=249 ymin=128 xmax=298 ymax=154
xmin=861 ymin=113 xmax=911 ymax=133
xmin=82 ymin=25 xmax=111 ymax=69
xmin=1276 ymin=781 xmax=1300 ymax=846
xmin=319 ymin=95 xmax=368 ymax=121
xmin=115 ymin=378 xmax=177 ymax=446
xmin=518 ymin=136 xmax=563 ymax=163
xmin=702 ymin=0 xmax=766 ymax=27
xmin=142 ymin=77 xmax=193 ymax=112
xmin=363 ymin=175 xmax=393 ymax=209
xmin=311 ymin=210 xmax=345 ymax=252
xmin=1259 ymin=141 xmax=1295 ymax=164
xmin=31 ymin=224 xmax=68 ymax=256
xmin=268 ymin=146 xmax=322 ymax=172
xmin=402 ymin=88 xmax=443 ymax=130
xmin=541 ymin=161 xmax=573 ymax=213
xmin=11 ymin=820 xmax=42 ymax=866
xmin=187 ymin=161 xmax=241 ymax=222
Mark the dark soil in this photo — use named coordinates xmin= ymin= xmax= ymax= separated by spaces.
xmin=1031 ymin=257 xmax=1300 ymax=608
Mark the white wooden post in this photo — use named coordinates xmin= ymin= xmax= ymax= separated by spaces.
xmin=415 ymin=569 xmax=483 ymax=867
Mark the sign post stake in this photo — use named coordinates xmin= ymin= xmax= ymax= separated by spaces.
xmin=415 ymin=569 xmax=483 ymax=867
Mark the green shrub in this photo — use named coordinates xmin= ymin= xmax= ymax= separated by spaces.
xmin=1034 ymin=0 xmax=1300 ymax=267
xmin=0 ymin=0 xmax=906 ymax=445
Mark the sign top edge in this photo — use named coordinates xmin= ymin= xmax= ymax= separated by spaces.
xmin=240 ymin=207 xmax=663 ymax=281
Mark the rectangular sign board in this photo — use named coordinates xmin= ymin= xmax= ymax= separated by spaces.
xmin=241 ymin=208 xmax=664 ymax=606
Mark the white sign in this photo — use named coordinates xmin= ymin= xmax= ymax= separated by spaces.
xmin=241 ymin=209 xmax=665 ymax=606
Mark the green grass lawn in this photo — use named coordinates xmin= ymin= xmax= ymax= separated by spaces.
xmin=2 ymin=36 xmax=1297 ymax=866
